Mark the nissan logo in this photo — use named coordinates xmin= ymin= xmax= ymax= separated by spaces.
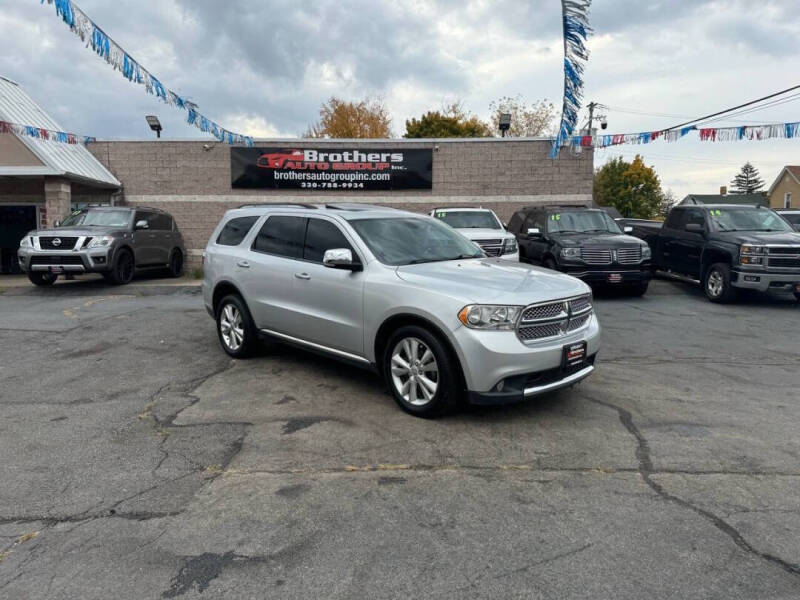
xmin=52 ymin=238 xmax=62 ymax=247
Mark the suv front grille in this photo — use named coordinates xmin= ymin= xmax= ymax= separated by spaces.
xmin=580 ymin=248 xmax=612 ymax=265
xmin=474 ymin=239 xmax=504 ymax=257
xmin=616 ymin=246 xmax=642 ymax=264
xmin=40 ymin=237 xmax=78 ymax=250
xmin=516 ymin=294 xmax=593 ymax=342
xmin=30 ymin=255 xmax=84 ymax=266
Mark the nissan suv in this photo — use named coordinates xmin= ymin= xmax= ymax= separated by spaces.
xmin=17 ymin=206 xmax=185 ymax=285
xmin=509 ymin=205 xmax=652 ymax=296
xmin=430 ymin=207 xmax=518 ymax=260
xmin=203 ymin=203 xmax=600 ymax=417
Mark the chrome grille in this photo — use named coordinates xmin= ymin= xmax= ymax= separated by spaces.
xmin=580 ymin=247 xmax=612 ymax=265
xmin=616 ymin=246 xmax=642 ymax=264
xmin=40 ymin=237 xmax=78 ymax=250
xmin=474 ymin=239 xmax=504 ymax=256
xmin=766 ymin=246 xmax=800 ymax=270
xmin=516 ymin=294 xmax=593 ymax=342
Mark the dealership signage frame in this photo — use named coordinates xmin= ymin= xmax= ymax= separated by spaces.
xmin=231 ymin=147 xmax=433 ymax=191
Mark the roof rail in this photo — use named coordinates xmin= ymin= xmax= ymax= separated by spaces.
xmin=523 ymin=204 xmax=590 ymax=210
xmin=237 ymin=203 xmax=318 ymax=209
xmin=324 ymin=203 xmax=395 ymax=211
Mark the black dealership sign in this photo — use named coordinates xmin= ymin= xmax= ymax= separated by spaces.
xmin=231 ymin=147 xmax=433 ymax=191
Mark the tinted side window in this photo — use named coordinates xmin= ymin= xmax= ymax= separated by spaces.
xmin=525 ymin=211 xmax=544 ymax=231
xmin=664 ymin=209 xmax=683 ymax=230
xmin=151 ymin=213 xmax=172 ymax=230
xmin=304 ymin=219 xmax=354 ymax=263
xmin=217 ymin=216 xmax=258 ymax=246
xmin=252 ymin=216 xmax=306 ymax=258
xmin=507 ymin=212 xmax=523 ymax=234
xmin=685 ymin=209 xmax=706 ymax=228
xmin=135 ymin=211 xmax=155 ymax=229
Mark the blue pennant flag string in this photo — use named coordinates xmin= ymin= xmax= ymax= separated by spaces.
xmin=40 ymin=0 xmax=254 ymax=147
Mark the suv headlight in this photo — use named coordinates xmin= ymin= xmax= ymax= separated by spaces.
xmin=740 ymin=245 xmax=766 ymax=265
xmin=641 ymin=245 xmax=651 ymax=260
xmin=87 ymin=235 xmax=114 ymax=248
xmin=19 ymin=236 xmax=32 ymax=248
xmin=458 ymin=305 xmax=522 ymax=330
xmin=502 ymin=238 xmax=517 ymax=255
xmin=560 ymin=247 xmax=581 ymax=260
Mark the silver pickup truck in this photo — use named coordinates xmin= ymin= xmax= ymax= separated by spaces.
xmin=17 ymin=206 xmax=185 ymax=285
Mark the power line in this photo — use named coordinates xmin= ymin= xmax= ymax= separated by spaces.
xmin=697 ymin=93 xmax=800 ymax=126
xmin=663 ymin=83 xmax=800 ymax=131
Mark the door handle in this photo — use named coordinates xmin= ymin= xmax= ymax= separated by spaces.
xmin=294 ymin=272 xmax=311 ymax=280
xmin=236 ymin=260 xmax=250 ymax=268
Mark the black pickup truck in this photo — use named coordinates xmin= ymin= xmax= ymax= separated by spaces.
xmin=627 ymin=204 xmax=800 ymax=302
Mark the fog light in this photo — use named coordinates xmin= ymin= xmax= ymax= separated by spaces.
xmin=94 ymin=257 xmax=106 ymax=264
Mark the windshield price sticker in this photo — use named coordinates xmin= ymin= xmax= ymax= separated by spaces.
xmin=550 ymin=214 xmax=561 ymax=221
xmin=437 ymin=212 xmax=446 ymax=217
xmin=710 ymin=209 xmax=723 ymax=216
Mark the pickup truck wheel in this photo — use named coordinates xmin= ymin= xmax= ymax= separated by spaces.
xmin=28 ymin=272 xmax=57 ymax=286
xmin=109 ymin=249 xmax=134 ymax=285
xmin=704 ymin=263 xmax=737 ymax=303
xmin=384 ymin=326 xmax=458 ymax=418
xmin=216 ymin=294 xmax=256 ymax=358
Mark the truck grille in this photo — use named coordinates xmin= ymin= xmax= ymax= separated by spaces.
xmin=39 ymin=237 xmax=78 ymax=250
xmin=580 ymin=248 xmax=612 ymax=265
xmin=30 ymin=255 xmax=84 ymax=266
xmin=516 ymin=294 xmax=593 ymax=342
xmin=616 ymin=246 xmax=642 ymax=264
xmin=474 ymin=239 xmax=503 ymax=257
xmin=766 ymin=246 xmax=800 ymax=270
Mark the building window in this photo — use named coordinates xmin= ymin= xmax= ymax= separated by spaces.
xmin=785 ymin=192 xmax=792 ymax=209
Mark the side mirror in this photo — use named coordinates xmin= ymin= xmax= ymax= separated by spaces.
xmin=527 ymin=227 xmax=541 ymax=236
xmin=135 ymin=220 xmax=149 ymax=230
xmin=502 ymin=222 xmax=508 ymax=229
xmin=53 ymin=220 xmax=61 ymax=228
xmin=685 ymin=223 xmax=704 ymax=234
xmin=323 ymin=248 xmax=359 ymax=270
xmin=624 ymin=226 xmax=633 ymax=233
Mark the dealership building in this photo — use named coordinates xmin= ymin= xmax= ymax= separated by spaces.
xmin=0 ymin=76 xmax=595 ymax=272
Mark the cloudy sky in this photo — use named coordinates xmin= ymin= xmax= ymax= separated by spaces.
xmin=1 ymin=0 xmax=799 ymax=198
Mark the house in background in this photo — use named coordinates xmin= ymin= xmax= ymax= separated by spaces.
xmin=767 ymin=166 xmax=800 ymax=209
xmin=680 ymin=191 xmax=768 ymax=207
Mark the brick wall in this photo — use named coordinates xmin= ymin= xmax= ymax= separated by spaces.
xmin=87 ymin=138 xmax=594 ymax=267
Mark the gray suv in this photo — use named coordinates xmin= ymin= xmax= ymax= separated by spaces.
xmin=203 ymin=203 xmax=600 ymax=417
xmin=18 ymin=206 xmax=185 ymax=286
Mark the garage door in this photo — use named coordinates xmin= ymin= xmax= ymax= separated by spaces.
xmin=0 ymin=205 xmax=37 ymax=274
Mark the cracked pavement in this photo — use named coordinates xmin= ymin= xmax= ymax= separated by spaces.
xmin=0 ymin=279 xmax=798 ymax=598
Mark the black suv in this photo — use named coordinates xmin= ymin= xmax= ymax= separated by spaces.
xmin=508 ymin=206 xmax=652 ymax=295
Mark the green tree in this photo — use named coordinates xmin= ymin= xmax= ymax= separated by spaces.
xmin=729 ymin=162 xmax=764 ymax=194
xmin=594 ymin=155 xmax=663 ymax=219
xmin=488 ymin=95 xmax=556 ymax=137
xmin=305 ymin=96 xmax=392 ymax=138
xmin=404 ymin=103 xmax=492 ymax=138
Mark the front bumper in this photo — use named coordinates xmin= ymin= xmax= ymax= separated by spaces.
xmin=17 ymin=248 xmax=113 ymax=273
xmin=454 ymin=313 xmax=601 ymax=404
xmin=561 ymin=263 xmax=651 ymax=284
xmin=495 ymin=251 xmax=519 ymax=262
xmin=731 ymin=269 xmax=800 ymax=293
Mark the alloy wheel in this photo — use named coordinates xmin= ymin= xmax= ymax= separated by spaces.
xmin=219 ymin=303 xmax=244 ymax=351
xmin=707 ymin=269 xmax=723 ymax=298
xmin=390 ymin=337 xmax=439 ymax=406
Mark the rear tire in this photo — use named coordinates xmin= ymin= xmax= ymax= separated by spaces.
xmin=703 ymin=263 xmax=737 ymax=303
xmin=383 ymin=325 xmax=459 ymax=418
xmin=28 ymin=272 xmax=57 ymax=286
xmin=168 ymin=249 xmax=184 ymax=278
xmin=109 ymin=249 xmax=134 ymax=285
xmin=216 ymin=294 xmax=257 ymax=358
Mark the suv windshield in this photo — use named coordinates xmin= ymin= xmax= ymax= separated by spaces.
xmin=350 ymin=217 xmax=484 ymax=266
xmin=708 ymin=208 xmax=792 ymax=232
xmin=60 ymin=209 xmax=130 ymax=228
xmin=433 ymin=210 xmax=501 ymax=230
xmin=547 ymin=210 xmax=622 ymax=234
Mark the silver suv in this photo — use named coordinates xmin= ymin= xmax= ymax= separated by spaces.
xmin=203 ymin=203 xmax=600 ymax=417
xmin=17 ymin=206 xmax=185 ymax=285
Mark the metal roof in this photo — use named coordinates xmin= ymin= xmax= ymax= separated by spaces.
xmin=0 ymin=76 xmax=120 ymax=187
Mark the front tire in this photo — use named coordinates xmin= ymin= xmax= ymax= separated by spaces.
xmin=168 ymin=250 xmax=184 ymax=278
xmin=383 ymin=325 xmax=459 ymax=418
xmin=28 ymin=271 xmax=57 ymax=286
xmin=216 ymin=294 xmax=257 ymax=358
xmin=628 ymin=281 xmax=649 ymax=297
xmin=704 ymin=263 xmax=737 ymax=303
xmin=109 ymin=249 xmax=134 ymax=285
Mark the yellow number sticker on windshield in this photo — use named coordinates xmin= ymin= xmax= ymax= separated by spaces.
xmin=550 ymin=214 xmax=561 ymax=221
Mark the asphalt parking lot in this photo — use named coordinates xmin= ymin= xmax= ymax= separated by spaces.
xmin=0 ymin=278 xmax=798 ymax=599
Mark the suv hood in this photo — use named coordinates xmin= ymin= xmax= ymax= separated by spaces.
xmin=28 ymin=226 xmax=124 ymax=237
xmin=711 ymin=231 xmax=800 ymax=245
xmin=455 ymin=228 xmax=514 ymax=241
xmin=395 ymin=258 xmax=590 ymax=304
xmin=555 ymin=232 xmax=646 ymax=247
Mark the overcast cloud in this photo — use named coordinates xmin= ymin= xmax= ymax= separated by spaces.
xmin=1 ymin=0 xmax=799 ymax=198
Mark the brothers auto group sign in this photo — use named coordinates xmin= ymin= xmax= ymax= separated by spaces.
xmin=231 ymin=147 xmax=433 ymax=190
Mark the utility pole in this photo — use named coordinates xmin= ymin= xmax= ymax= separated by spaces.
xmin=587 ymin=102 xmax=597 ymax=134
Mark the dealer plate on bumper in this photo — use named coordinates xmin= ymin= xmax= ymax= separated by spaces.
xmin=49 ymin=266 xmax=63 ymax=274
xmin=562 ymin=341 xmax=588 ymax=370
xmin=608 ymin=273 xmax=622 ymax=283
